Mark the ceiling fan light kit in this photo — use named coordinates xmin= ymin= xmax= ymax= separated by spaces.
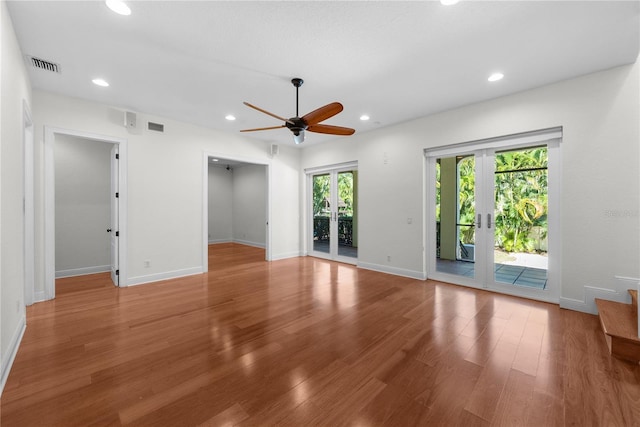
xmin=241 ymin=78 xmax=355 ymax=144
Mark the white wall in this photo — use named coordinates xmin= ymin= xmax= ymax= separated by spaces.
xmin=301 ymin=60 xmax=640 ymax=311
xmin=32 ymin=91 xmax=301 ymax=289
xmin=232 ymin=164 xmax=266 ymax=247
xmin=269 ymin=145 xmax=301 ymax=260
xmin=1 ymin=0 xmax=32 ymax=392
xmin=208 ymin=164 xmax=233 ymax=243
xmin=54 ymin=134 xmax=111 ymax=276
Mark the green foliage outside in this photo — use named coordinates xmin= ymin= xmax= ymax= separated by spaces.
xmin=313 ymin=174 xmax=331 ymax=216
xmin=444 ymin=147 xmax=548 ymax=254
xmin=312 ymin=172 xmax=354 ymax=216
xmin=494 ymin=148 xmax=547 ymax=253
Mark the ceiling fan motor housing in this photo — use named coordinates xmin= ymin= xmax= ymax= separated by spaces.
xmin=286 ymin=116 xmax=307 ymax=135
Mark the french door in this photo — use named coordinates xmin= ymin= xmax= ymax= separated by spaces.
xmin=307 ymin=163 xmax=358 ymax=263
xmin=426 ymin=129 xmax=561 ymax=302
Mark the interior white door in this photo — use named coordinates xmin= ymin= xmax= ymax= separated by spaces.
xmin=110 ymin=144 xmax=119 ymax=286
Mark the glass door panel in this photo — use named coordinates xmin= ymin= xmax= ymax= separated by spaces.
xmin=435 ymin=155 xmax=476 ymax=280
xmin=312 ymin=173 xmax=331 ymax=254
xmin=337 ymin=171 xmax=357 ymax=259
xmin=310 ymin=167 xmax=358 ymax=262
xmin=492 ymin=146 xmax=548 ymax=290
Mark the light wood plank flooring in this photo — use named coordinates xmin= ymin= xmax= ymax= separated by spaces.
xmin=2 ymin=243 xmax=639 ymax=426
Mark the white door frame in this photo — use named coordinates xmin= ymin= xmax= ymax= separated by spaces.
xmin=44 ymin=127 xmax=128 ymax=300
xmin=201 ymin=151 xmax=272 ymax=272
xmin=305 ymin=161 xmax=358 ymax=265
xmin=23 ymin=101 xmax=35 ymax=305
xmin=425 ymin=127 xmax=562 ymax=303
xmin=110 ymin=144 xmax=120 ymax=286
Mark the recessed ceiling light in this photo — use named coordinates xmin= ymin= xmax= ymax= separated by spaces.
xmin=488 ymin=72 xmax=504 ymax=82
xmin=212 ymin=158 xmax=219 ymax=162
xmin=106 ymin=0 xmax=131 ymax=16
xmin=440 ymin=0 xmax=460 ymax=5
xmin=360 ymin=115 xmax=370 ymax=121
xmin=225 ymin=115 xmax=236 ymax=121
xmin=92 ymin=78 xmax=109 ymax=87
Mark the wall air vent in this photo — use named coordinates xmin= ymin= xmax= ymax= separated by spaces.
xmin=148 ymin=122 xmax=164 ymax=132
xmin=27 ymin=56 xmax=61 ymax=73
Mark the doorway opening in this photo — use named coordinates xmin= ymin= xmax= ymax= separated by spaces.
xmin=44 ymin=128 xmax=128 ymax=300
xmin=202 ymin=153 xmax=271 ymax=272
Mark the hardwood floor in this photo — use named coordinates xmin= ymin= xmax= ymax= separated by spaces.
xmin=2 ymin=243 xmax=639 ymax=426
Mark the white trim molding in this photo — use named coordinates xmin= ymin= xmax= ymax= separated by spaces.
xmin=358 ymin=261 xmax=427 ymax=281
xmin=55 ymin=265 xmax=110 ymax=278
xmin=208 ymin=239 xmax=232 ymax=245
xmin=127 ymin=267 xmax=203 ymax=287
xmin=271 ymin=251 xmax=304 ymax=261
xmin=233 ymin=239 xmax=266 ymax=249
xmin=1 ymin=315 xmax=26 ymax=395
xmin=560 ymin=276 xmax=639 ymax=314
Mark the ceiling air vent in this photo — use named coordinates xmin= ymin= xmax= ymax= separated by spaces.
xmin=27 ymin=56 xmax=61 ymax=73
xmin=148 ymin=122 xmax=164 ymax=132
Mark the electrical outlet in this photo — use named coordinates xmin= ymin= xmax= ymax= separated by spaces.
xmin=387 ymin=255 xmax=391 ymax=262
xmin=144 ymin=260 xmax=151 ymax=268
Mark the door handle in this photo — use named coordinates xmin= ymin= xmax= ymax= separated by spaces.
xmin=107 ymin=228 xmax=112 ymax=233
xmin=476 ymin=214 xmax=481 ymax=229
xmin=487 ymin=213 xmax=492 ymax=229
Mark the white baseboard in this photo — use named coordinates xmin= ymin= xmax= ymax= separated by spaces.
xmin=233 ymin=239 xmax=265 ymax=249
xmin=33 ymin=291 xmax=46 ymax=303
xmin=358 ymin=261 xmax=426 ymax=280
xmin=1 ymin=315 xmax=26 ymax=396
xmin=55 ymin=265 xmax=110 ymax=278
xmin=208 ymin=239 xmax=266 ymax=249
xmin=271 ymin=251 xmax=304 ymax=261
xmin=127 ymin=267 xmax=204 ymax=287
xmin=560 ymin=276 xmax=639 ymax=315
xmin=208 ymin=239 xmax=232 ymax=245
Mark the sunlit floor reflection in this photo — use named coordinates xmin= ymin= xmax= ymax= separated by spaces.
xmin=436 ymin=259 xmax=547 ymax=289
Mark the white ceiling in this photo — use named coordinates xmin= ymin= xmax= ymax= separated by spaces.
xmin=7 ymin=1 xmax=639 ymax=147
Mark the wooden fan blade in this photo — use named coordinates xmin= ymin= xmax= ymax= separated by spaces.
xmin=240 ymin=125 xmax=285 ymax=132
xmin=302 ymin=102 xmax=343 ymax=126
xmin=243 ymin=102 xmax=291 ymax=123
xmin=307 ymin=124 xmax=355 ymax=136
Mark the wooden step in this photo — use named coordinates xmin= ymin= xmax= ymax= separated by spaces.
xmin=595 ymin=297 xmax=640 ymax=363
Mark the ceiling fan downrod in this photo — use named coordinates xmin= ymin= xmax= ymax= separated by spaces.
xmin=290 ymin=78 xmax=305 ymax=143
xmin=292 ymin=78 xmax=303 ymax=118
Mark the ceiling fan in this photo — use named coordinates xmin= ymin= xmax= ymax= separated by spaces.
xmin=240 ymin=78 xmax=355 ymax=144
